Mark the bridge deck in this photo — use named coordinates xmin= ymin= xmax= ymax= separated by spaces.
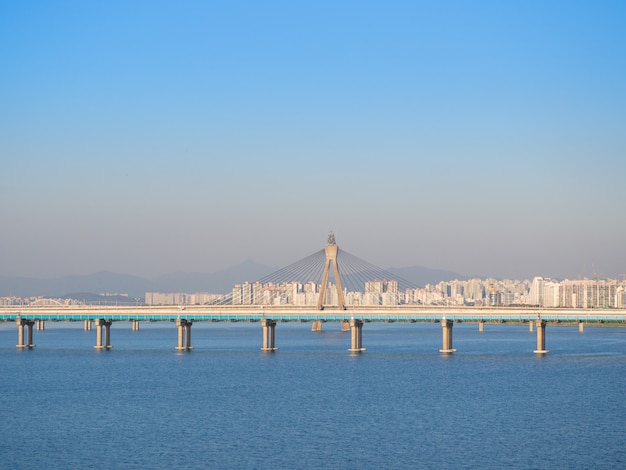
xmin=2 ymin=306 xmax=625 ymax=324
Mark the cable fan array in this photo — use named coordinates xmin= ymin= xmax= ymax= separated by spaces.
xmin=209 ymin=249 xmax=419 ymax=306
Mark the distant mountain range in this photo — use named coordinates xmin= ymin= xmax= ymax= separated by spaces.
xmin=0 ymin=261 xmax=466 ymax=299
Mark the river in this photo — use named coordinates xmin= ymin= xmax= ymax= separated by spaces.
xmin=1 ymin=321 xmax=624 ymax=469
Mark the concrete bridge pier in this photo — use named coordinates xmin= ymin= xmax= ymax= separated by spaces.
xmin=94 ymin=319 xmax=113 ymax=349
xmin=534 ymin=319 xmax=548 ymax=354
xmin=579 ymin=322 xmax=584 ymax=333
xmin=94 ymin=321 xmax=103 ymax=348
xmin=529 ymin=321 xmax=534 ymax=332
xmin=311 ymin=320 xmax=323 ymax=332
xmin=186 ymin=321 xmax=192 ymax=349
xmin=261 ymin=319 xmax=278 ymax=351
xmin=440 ymin=319 xmax=456 ymax=354
xmin=27 ymin=321 xmax=35 ymax=347
xmin=16 ymin=319 xmax=36 ymax=348
xmin=84 ymin=320 xmax=92 ymax=331
xmin=131 ymin=320 xmax=140 ymax=331
xmin=16 ymin=319 xmax=24 ymax=348
xmin=478 ymin=321 xmax=484 ymax=332
xmin=348 ymin=319 xmax=365 ymax=353
xmin=341 ymin=320 xmax=350 ymax=332
xmin=36 ymin=320 xmax=45 ymax=331
xmin=104 ymin=321 xmax=112 ymax=348
xmin=176 ymin=319 xmax=193 ymax=351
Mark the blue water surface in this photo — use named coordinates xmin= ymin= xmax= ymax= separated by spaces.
xmin=0 ymin=321 xmax=624 ymax=469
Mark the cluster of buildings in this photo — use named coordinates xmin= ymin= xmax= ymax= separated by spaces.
xmin=144 ymin=292 xmax=224 ymax=306
xmin=143 ymin=276 xmax=626 ymax=309
xmin=3 ymin=277 xmax=624 ymax=309
xmin=409 ymin=277 xmax=626 ymax=308
xmin=405 ymin=278 xmax=530 ymax=306
xmin=225 ymin=279 xmax=403 ymax=306
xmin=0 ymin=293 xmax=135 ymax=306
xmin=0 ymin=296 xmax=79 ymax=306
xmin=528 ymin=277 xmax=626 ymax=309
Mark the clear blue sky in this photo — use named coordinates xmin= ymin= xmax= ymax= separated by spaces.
xmin=1 ymin=1 xmax=625 ymax=280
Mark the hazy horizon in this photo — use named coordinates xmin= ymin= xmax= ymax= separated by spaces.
xmin=0 ymin=252 xmax=619 ymax=285
xmin=2 ymin=2 xmax=625 ymax=282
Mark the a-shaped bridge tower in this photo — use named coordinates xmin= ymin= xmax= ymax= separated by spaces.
xmin=317 ymin=232 xmax=345 ymax=310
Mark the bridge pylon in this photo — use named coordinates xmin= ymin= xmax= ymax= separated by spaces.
xmin=317 ymin=232 xmax=346 ymax=310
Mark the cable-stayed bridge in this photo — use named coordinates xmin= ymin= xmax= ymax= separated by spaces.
xmin=213 ymin=232 xmax=420 ymax=309
xmin=2 ymin=233 xmax=626 ymax=353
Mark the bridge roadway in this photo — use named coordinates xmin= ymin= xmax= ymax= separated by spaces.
xmin=3 ymin=305 xmax=625 ymax=353
xmin=2 ymin=304 xmax=626 ymax=323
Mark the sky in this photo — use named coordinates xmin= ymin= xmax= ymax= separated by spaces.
xmin=1 ymin=0 xmax=625 ymax=281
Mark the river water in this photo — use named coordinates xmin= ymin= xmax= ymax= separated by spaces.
xmin=0 ymin=321 xmax=624 ymax=469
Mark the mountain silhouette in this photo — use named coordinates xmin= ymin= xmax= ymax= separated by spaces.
xmin=0 ymin=262 xmax=465 ymax=299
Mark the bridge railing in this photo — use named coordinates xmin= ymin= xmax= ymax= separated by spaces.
xmin=1 ymin=305 xmax=626 ymax=323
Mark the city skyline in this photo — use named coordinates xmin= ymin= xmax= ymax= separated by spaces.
xmin=6 ymin=274 xmax=626 ymax=310
xmin=2 ymin=2 xmax=625 ymax=281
